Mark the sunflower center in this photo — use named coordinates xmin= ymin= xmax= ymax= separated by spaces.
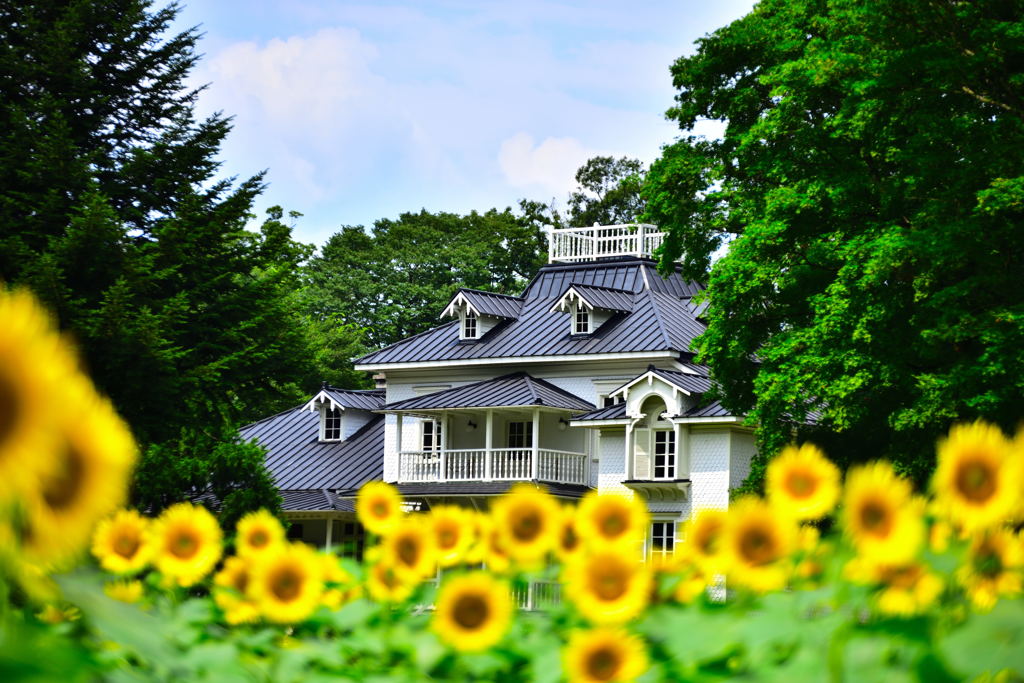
xmin=955 ymin=459 xmax=996 ymax=503
xmin=586 ymin=646 xmax=622 ymax=681
xmin=438 ymin=524 xmax=458 ymax=549
xmin=452 ymin=592 xmax=489 ymax=630
xmin=270 ymin=567 xmax=303 ymax=602
xmin=372 ymin=500 xmax=389 ymax=518
xmin=249 ymin=530 xmax=269 ymax=548
xmin=975 ymin=547 xmax=1003 ymax=578
xmin=883 ymin=565 xmax=922 ymax=589
xmin=41 ymin=445 xmax=86 ymax=511
xmin=170 ymin=530 xmax=200 ymax=559
xmin=0 ymin=370 xmax=19 ymax=450
xmin=113 ymin=532 xmax=141 ymax=559
xmin=859 ymin=500 xmax=893 ymax=537
xmin=694 ymin=521 xmax=723 ymax=556
xmin=511 ymin=507 xmax=541 ymax=542
xmin=233 ymin=570 xmax=249 ymax=593
xmin=562 ymin=524 xmax=579 ymax=551
xmin=785 ymin=470 xmax=816 ymax=498
xmin=378 ymin=565 xmax=400 ymax=589
xmin=738 ymin=525 xmax=777 ymax=565
xmin=397 ymin=536 xmax=420 ymax=567
xmin=590 ymin=563 xmax=629 ymax=600
xmin=599 ymin=510 xmax=626 ymax=538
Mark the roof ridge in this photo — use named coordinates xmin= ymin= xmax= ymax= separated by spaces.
xmin=457 ymin=287 xmax=524 ymax=300
xmin=568 ymin=282 xmax=634 ymax=294
xmin=643 ymin=290 xmax=673 ymax=350
xmin=239 ymin=403 xmax=306 ymax=431
xmin=326 ymin=386 xmax=384 ymax=395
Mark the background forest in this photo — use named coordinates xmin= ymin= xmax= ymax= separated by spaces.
xmin=1 ymin=0 xmax=1021 ymax=525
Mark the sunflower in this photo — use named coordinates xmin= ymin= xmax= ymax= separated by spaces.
xmin=490 ymin=483 xmax=561 ymax=567
xmin=248 ymin=542 xmax=325 ymax=623
xmin=320 ymin=553 xmax=358 ymax=609
xmin=933 ymin=421 xmax=1020 ymax=532
xmin=563 ymin=626 xmax=649 ymax=683
xmin=956 ymin=528 xmax=1023 ymax=610
xmin=671 ymin=552 xmax=708 ymax=604
xmin=429 ymin=505 xmax=474 ymax=567
xmin=766 ymin=443 xmax=840 ymax=521
xmin=91 ymin=509 xmax=151 ymax=574
xmin=380 ymin=515 xmax=437 ymax=580
xmin=842 ymin=462 xmax=924 ymax=564
xmin=462 ymin=511 xmax=491 ymax=565
xmin=365 ymin=560 xmax=415 ymax=603
xmin=149 ymin=503 xmax=223 ymax=587
xmin=563 ymin=549 xmax=652 ymax=624
xmin=104 ymin=579 xmax=144 ymax=604
xmin=356 ymin=481 xmax=404 ymax=535
xmin=0 ymin=288 xmax=77 ymax=505
xmin=432 ymin=572 xmax=514 ymax=652
xmin=555 ymin=505 xmax=584 ymax=563
xmin=722 ymin=497 xmax=798 ymax=592
xmin=575 ymin=491 xmax=649 ymax=551
xmin=682 ymin=508 xmax=728 ymax=573
xmin=214 ymin=555 xmax=260 ymax=624
xmin=22 ymin=379 xmax=136 ymax=567
xmin=235 ymin=509 xmax=285 ymax=559
xmin=844 ymin=557 xmax=943 ymax=616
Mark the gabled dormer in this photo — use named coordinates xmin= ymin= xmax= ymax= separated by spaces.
xmin=550 ymin=283 xmax=633 ymax=335
xmin=303 ymin=385 xmax=385 ymax=442
xmin=609 ymin=365 xmax=713 ymax=419
xmin=440 ymin=288 xmax=523 ymax=340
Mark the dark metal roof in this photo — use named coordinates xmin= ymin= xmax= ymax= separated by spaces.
xmin=557 ymin=283 xmax=634 ymax=313
xmin=318 ymin=387 xmax=386 ymax=411
xmin=382 ymin=481 xmax=591 ymax=499
xmin=685 ymin=400 xmax=732 ymax=418
xmin=573 ymin=402 xmax=628 ymax=421
xmin=649 ymin=366 xmax=714 ymax=394
xmin=382 ymin=372 xmax=594 ymax=412
xmin=356 ymin=258 xmax=706 ymax=367
xmin=450 ymin=288 xmax=524 ymax=319
xmin=280 ymin=489 xmax=355 ymax=512
xmin=239 ymin=406 xmax=385 ymax=490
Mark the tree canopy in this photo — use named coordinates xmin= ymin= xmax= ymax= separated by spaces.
xmin=566 ymin=156 xmax=647 ymax=227
xmin=0 ymin=0 xmax=323 ymax=517
xmin=303 ymin=205 xmax=549 ymax=350
xmin=644 ymin=0 xmax=1024 ymax=485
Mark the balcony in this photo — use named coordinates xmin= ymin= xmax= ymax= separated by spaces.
xmin=548 ymin=223 xmax=669 ymax=263
xmin=398 ymin=448 xmax=589 ymax=486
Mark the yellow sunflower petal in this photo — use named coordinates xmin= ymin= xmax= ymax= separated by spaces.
xmin=563 ymin=626 xmax=649 ymax=683
xmin=933 ymin=421 xmax=1020 ymax=531
xmin=766 ymin=443 xmax=840 ymax=520
xmin=432 ymin=572 xmax=514 ymax=652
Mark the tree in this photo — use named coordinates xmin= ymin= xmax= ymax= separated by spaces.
xmin=643 ymin=0 xmax=1024 ymax=486
xmin=566 ymin=156 xmax=646 ymax=226
xmin=0 ymin=0 xmax=314 ymax=518
xmin=304 ymin=205 xmax=548 ymax=350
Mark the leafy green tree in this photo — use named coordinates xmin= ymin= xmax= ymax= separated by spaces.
xmin=0 ymin=0 xmax=314 ymax=517
xmin=644 ymin=0 xmax=1024 ymax=485
xmin=566 ymin=156 xmax=646 ymax=226
xmin=305 ymin=206 xmax=548 ymax=349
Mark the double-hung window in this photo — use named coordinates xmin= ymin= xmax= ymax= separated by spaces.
xmin=653 ymin=430 xmax=676 ymax=479
xmin=573 ymin=306 xmax=590 ymax=334
xmin=463 ymin=310 xmax=478 ymax=339
xmin=650 ymin=521 xmax=676 ymax=560
xmin=323 ymin=406 xmax=342 ymax=441
xmin=422 ymin=419 xmax=442 ymax=452
xmin=507 ymin=421 xmax=533 ymax=448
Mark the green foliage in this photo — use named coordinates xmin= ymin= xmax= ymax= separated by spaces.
xmin=643 ymin=0 xmax=1024 ymax=483
xmin=0 ymin=1 xmax=314 ymax=518
xmin=303 ymin=205 xmax=548 ymax=349
xmin=566 ymin=156 xmax=647 ymax=227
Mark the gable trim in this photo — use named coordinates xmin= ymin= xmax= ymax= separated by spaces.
xmin=355 ymin=350 xmax=680 ymax=372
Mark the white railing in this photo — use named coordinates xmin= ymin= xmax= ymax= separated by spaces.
xmin=398 ymin=448 xmax=588 ymax=485
xmin=512 ymin=580 xmax=562 ymax=611
xmin=548 ymin=224 xmax=668 ymax=263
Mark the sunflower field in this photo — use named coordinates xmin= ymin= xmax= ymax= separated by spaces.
xmin=3 ymin=287 xmax=1024 ymax=682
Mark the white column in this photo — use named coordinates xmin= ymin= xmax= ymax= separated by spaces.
xmin=325 ymin=517 xmax=334 ymax=552
xmin=439 ymin=411 xmax=448 ymax=482
xmin=531 ymin=408 xmax=540 ymax=480
xmin=484 ymin=409 xmax=493 ymax=481
xmin=625 ymin=420 xmax=634 ymax=481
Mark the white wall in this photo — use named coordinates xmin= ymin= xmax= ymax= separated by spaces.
xmin=690 ymin=429 xmax=731 ymax=511
xmin=342 ymin=408 xmax=375 ymax=440
xmin=729 ymin=430 xmax=756 ymax=491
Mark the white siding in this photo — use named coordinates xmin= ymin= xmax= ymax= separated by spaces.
xmin=597 ymin=434 xmax=629 ymax=497
xmin=690 ymin=430 xmax=730 ymax=512
xmin=729 ymin=430 xmax=756 ymax=491
xmin=342 ymin=409 xmax=375 ymax=441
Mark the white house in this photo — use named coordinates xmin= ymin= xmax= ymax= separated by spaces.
xmin=240 ymin=224 xmax=755 ymax=558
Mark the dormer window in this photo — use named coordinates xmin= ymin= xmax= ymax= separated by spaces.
xmin=463 ymin=310 xmax=478 ymax=339
xmin=574 ymin=306 xmax=590 ymax=334
xmin=323 ymin=406 xmax=342 ymax=441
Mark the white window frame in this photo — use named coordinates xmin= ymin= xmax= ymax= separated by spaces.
xmin=648 ymin=519 xmax=677 ymax=561
xmin=573 ymin=305 xmax=591 ymax=335
xmin=461 ymin=309 xmax=478 ymax=340
xmin=422 ymin=419 xmax=442 ymax=452
xmin=507 ymin=421 xmax=533 ymax=448
xmin=321 ymin=405 xmax=343 ymax=442
xmin=653 ymin=429 xmax=676 ymax=479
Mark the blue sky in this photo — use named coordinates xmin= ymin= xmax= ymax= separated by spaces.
xmin=175 ymin=1 xmax=756 ymax=246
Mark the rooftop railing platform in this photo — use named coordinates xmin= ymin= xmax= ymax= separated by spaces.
xmin=548 ymin=224 xmax=668 ymax=263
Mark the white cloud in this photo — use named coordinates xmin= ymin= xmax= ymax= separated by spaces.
xmin=498 ymin=133 xmax=603 ymax=197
